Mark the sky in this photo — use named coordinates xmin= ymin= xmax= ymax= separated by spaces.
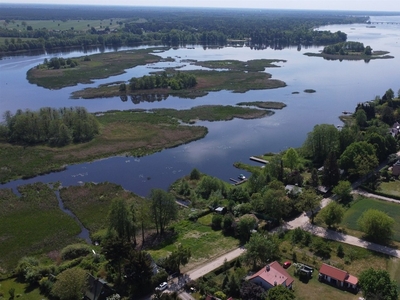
xmin=1 ymin=0 xmax=400 ymax=12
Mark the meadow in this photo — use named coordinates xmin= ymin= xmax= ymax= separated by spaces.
xmin=0 ymin=183 xmax=81 ymax=273
xmin=340 ymin=197 xmax=400 ymax=242
xmin=1 ymin=19 xmax=124 ymax=32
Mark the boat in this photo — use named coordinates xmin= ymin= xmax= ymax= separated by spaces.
xmin=238 ymin=174 xmax=246 ymax=180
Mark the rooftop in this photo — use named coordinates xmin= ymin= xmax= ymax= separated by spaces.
xmin=319 ymin=263 xmax=348 ymax=282
xmin=249 ymin=261 xmax=294 ymax=287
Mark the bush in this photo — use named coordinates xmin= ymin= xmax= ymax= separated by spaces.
xmin=211 ymin=214 xmax=223 ymax=230
xmin=337 ymin=245 xmax=345 ymax=258
xmin=61 ymin=243 xmax=91 ymax=260
xmin=190 ymin=168 xmax=201 ymax=180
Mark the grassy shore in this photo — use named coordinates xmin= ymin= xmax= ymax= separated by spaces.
xmin=0 ymin=105 xmax=274 ymax=183
xmin=0 ymin=183 xmax=81 ymax=273
xmin=193 ymin=58 xmax=285 ymax=71
xmin=71 ymin=68 xmax=287 ymax=99
xmin=27 ymin=48 xmax=167 ymax=89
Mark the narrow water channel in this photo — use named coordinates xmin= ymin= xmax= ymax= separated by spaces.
xmin=54 ymin=189 xmax=92 ymax=244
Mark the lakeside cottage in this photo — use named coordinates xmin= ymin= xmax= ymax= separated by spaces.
xmin=318 ymin=263 xmax=358 ymax=291
xmin=248 ymin=261 xmax=294 ymax=290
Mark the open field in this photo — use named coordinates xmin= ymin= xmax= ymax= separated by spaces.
xmin=0 ymin=19 xmax=124 ymax=32
xmin=27 ymin=48 xmax=166 ymax=89
xmin=0 ymin=183 xmax=81 ymax=273
xmin=60 ymin=182 xmax=144 ymax=234
xmin=148 ymin=215 xmax=239 ymax=272
xmin=340 ymin=197 xmax=400 ymax=242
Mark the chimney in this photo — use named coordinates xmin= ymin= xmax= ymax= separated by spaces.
xmin=266 ymin=265 xmax=270 ymax=272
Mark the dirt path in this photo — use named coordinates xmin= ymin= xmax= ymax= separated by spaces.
xmin=186 ymin=247 xmax=246 ymax=280
xmin=353 ymin=189 xmax=400 ymax=204
xmin=301 ymin=222 xmax=400 ymax=258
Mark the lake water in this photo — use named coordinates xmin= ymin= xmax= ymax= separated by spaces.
xmin=1 ymin=18 xmax=400 ymax=197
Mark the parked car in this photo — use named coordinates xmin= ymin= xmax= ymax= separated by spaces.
xmin=283 ymin=261 xmax=291 ymax=269
xmin=156 ymin=282 xmax=168 ymax=291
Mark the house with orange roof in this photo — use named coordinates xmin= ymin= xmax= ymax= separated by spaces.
xmin=248 ymin=261 xmax=294 ymax=291
xmin=318 ymin=263 xmax=358 ymax=291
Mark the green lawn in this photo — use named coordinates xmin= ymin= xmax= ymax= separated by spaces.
xmin=148 ymin=215 xmax=239 ymax=271
xmin=379 ymin=180 xmax=400 ymax=197
xmin=341 ymin=197 xmax=400 ymax=241
xmin=0 ymin=278 xmax=46 ymax=300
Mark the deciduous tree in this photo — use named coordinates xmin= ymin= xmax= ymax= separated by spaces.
xmin=332 ymin=180 xmax=352 ymax=203
xmin=303 ymin=124 xmax=339 ymax=164
xmin=268 ymin=284 xmax=295 ymax=300
xmin=51 ymin=268 xmax=87 ymax=300
xmin=244 ymin=233 xmax=279 ymax=269
xmin=297 ymin=189 xmax=322 ymax=224
xmin=150 ymin=189 xmax=178 ymax=235
xmin=359 ymin=268 xmax=398 ymax=300
xmin=358 ymin=209 xmax=394 ymax=243
xmin=320 ymin=202 xmax=344 ymax=228
xmin=283 ymin=148 xmax=299 ymax=171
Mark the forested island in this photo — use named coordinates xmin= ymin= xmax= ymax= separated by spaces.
xmin=304 ymin=41 xmax=394 ymax=61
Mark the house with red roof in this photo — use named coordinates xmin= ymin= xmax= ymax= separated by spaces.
xmin=248 ymin=261 xmax=294 ymax=290
xmin=318 ymin=263 xmax=358 ymax=290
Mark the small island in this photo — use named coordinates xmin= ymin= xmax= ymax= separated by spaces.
xmin=236 ymin=101 xmax=287 ymax=109
xmin=304 ymin=41 xmax=394 ymax=61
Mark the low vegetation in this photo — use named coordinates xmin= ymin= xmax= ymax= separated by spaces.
xmin=236 ymin=101 xmax=287 ymax=109
xmin=27 ymin=48 xmax=167 ymax=89
xmin=0 ymin=183 xmax=81 ymax=273
xmin=72 ymin=68 xmax=287 ymax=99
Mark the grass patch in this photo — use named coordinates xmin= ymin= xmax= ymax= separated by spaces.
xmin=194 ymin=59 xmax=285 ymax=72
xmin=379 ymin=180 xmax=400 ymax=198
xmin=60 ymin=182 xmax=145 ymax=234
xmin=0 ymin=183 xmax=81 ymax=273
xmin=153 ymin=105 xmax=272 ymax=123
xmin=341 ymin=197 xmax=400 ymax=241
xmin=27 ymin=48 xmax=167 ymax=89
xmin=236 ymin=101 xmax=287 ymax=109
xmin=71 ymin=69 xmax=287 ymax=99
xmin=0 ymin=277 xmax=45 ymax=300
xmin=0 ymin=109 xmax=207 ymax=183
xmin=148 ymin=217 xmax=239 ymax=272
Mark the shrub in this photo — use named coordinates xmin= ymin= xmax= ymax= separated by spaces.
xmin=211 ymin=214 xmax=223 ymax=230
xmin=337 ymin=245 xmax=344 ymax=258
xmin=61 ymin=243 xmax=91 ymax=260
xmin=190 ymin=168 xmax=201 ymax=180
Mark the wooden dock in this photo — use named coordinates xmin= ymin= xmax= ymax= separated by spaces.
xmin=250 ymin=156 xmax=268 ymax=164
xmin=230 ymin=178 xmax=248 ymax=185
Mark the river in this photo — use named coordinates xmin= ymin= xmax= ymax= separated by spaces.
xmin=1 ymin=17 xmax=400 ymax=197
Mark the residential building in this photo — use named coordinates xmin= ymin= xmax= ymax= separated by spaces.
xmin=318 ymin=263 xmax=358 ymax=290
xmin=248 ymin=261 xmax=294 ymax=290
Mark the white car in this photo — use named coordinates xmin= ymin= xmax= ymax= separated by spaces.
xmin=156 ymin=282 xmax=168 ymax=291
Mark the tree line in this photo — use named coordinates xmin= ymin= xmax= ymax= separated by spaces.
xmin=0 ymin=107 xmax=99 ymax=146
xmin=0 ymin=7 xmax=368 ymax=53
xmin=322 ymin=41 xmax=372 ymax=55
xmin=127 ymin=72 xmax=197 ymax=91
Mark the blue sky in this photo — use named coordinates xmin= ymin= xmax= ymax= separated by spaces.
xmin=2 ymin=0 xmax=400 ymax=12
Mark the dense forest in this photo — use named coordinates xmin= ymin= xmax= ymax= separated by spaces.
xmin=0 ymin=107 xmax=99 ymax=146
xmin=0 ymin=5 xmax=370 ymax=53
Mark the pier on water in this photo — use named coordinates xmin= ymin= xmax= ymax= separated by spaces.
xmin=230 ymin=178 xmax=248 ymax=185
xmin=249 ymin=156 xmax=268 ymax=164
